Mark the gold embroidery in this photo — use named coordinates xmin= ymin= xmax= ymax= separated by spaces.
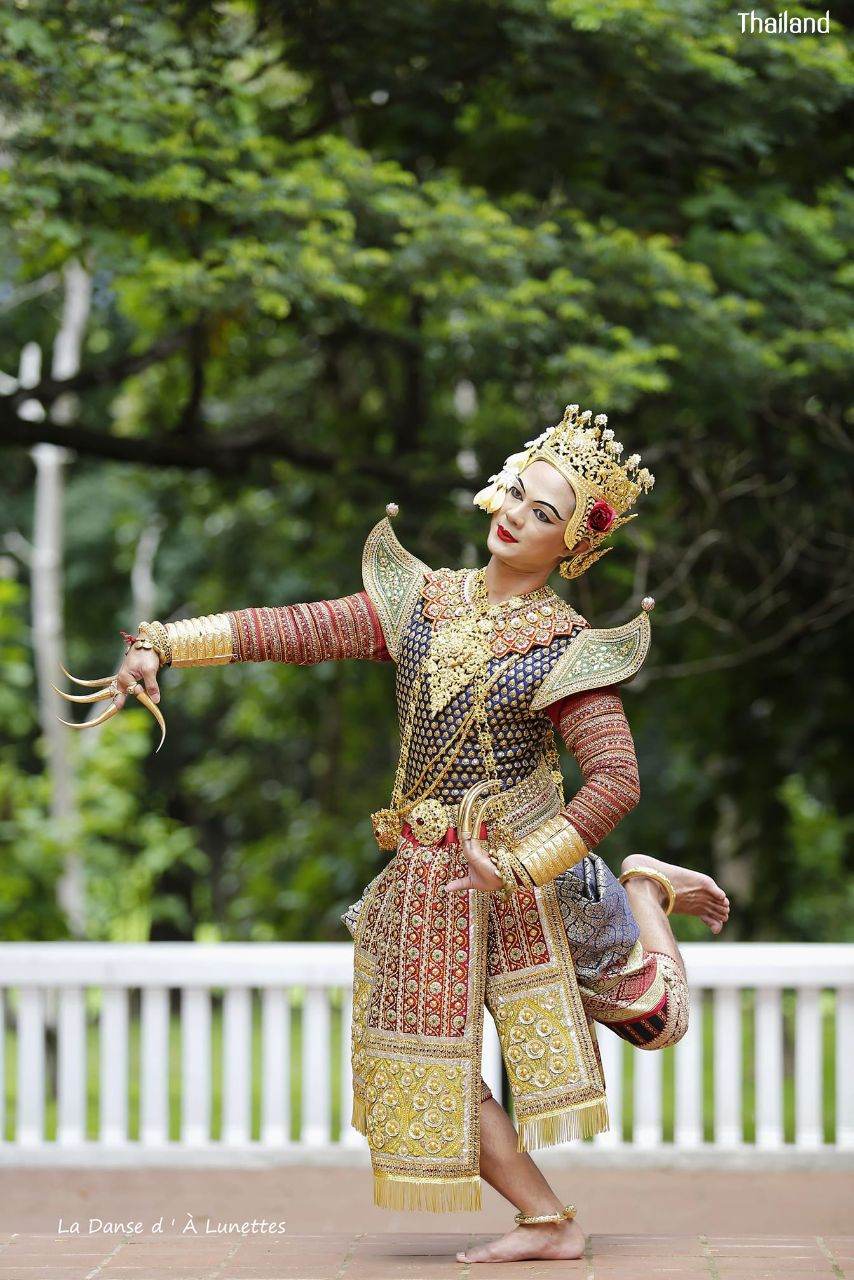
xmin=364 ymin=1056 xmax=466 ymax=1160
xmin=362 ymin=517 xmax=431 ymax=661
xmin=529 ymin=611 xmax=651 ymax=709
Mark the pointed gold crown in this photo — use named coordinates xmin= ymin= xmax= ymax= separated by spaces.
xmin=473 ymin=404 xmax=654 ymax=579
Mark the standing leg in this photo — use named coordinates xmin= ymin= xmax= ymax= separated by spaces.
xmin=457 ymin=856 xmax=730 ymax=1264
xmin=455 ymin=1083 xmax=584 ymax=1264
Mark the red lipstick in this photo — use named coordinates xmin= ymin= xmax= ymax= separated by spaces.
xmin=496 ymin=523 xmax=518 ymax=544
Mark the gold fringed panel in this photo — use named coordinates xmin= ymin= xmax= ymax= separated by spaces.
xmin=351 ymin=1095 xmax=367 ymax=1136
xmin=373 ymin=1171 xmax=483 ymax=1214
xmin=516 ymin=1097 xmax=609 ymax=1154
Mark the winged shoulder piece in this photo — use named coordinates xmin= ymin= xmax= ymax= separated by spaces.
xmin=529 ymin=608 xmax=652 ymax=710
xmin=362 ymin=516 xmax=432 ymax=661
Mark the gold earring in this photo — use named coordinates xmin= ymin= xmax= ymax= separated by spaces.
xmin=559 ymin=545 xmax=613 ymax=580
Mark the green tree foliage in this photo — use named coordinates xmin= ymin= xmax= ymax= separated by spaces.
xmin=0 ymin=0 xmax=850 ymax=940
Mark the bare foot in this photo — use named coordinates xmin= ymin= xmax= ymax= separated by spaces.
xmin=455 ymin=1217 xmax=585 ymax=1264
xmin=622 ymin=853 xmax=730 ymax=934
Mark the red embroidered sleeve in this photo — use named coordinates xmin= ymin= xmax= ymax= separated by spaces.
xmin=228 ymin=590 xmax=390 ymax=664
xmin=545 ymin=687 xmax=641 ymax=848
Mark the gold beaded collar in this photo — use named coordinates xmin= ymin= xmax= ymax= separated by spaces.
xmin=421 ymin=567 xmax=584 ymax=658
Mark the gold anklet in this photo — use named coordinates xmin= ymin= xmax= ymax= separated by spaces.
xmin=618 ymin=866 xmax=676 ymax=916
xmin=514 ymin=1203 xmax=576 ymax=1226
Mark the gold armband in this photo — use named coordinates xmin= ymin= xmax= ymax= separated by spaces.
xmin=140 ymin=613 xmax=234 ymax=668
xmin=515 ymin=814 xmax=588 ymax=887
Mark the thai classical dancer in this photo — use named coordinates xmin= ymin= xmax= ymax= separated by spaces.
xmin=58 ymin=404 xmax=729 ymax=1265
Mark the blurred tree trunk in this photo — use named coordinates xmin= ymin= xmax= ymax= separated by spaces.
xmin=27 ymin=260 xmax=91 ymax=934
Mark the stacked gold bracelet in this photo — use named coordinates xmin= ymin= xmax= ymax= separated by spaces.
xmin=515 ymin=813 xmax=588 ymax=887
xmin=137 ymin=614 xmax=233 ymax=668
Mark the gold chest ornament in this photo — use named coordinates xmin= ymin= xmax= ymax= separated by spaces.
xmin=370 ymin=568 xmax=569 ymax=852
xmin=422 ymin=569 xmax=564 ymax=717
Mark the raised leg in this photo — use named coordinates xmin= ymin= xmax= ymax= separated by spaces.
xmin=621 ymin=852 xmax=730 ymax=965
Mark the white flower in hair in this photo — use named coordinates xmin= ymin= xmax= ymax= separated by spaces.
xmin=602 ymin=428 xmax=614 ymax=440
xmin=594 ymin=414 xmax=608 ymax=426
xmin=626 ymin=454 xmax=641 ymax=470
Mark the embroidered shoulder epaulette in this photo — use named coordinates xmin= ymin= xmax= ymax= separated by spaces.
xmin=362 ymin=516 xmax=431 ymax=661
xmin=529 ymin=609 xmax=652 ymax=710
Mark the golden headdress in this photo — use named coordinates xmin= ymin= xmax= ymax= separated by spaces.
xmin=473 ymin=404 xmax=655 ymax=579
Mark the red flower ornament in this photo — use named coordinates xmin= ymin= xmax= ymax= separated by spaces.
xmin=588 ymin=499 xmax=616 ymax=534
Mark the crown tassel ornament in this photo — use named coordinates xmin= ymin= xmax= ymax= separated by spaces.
xmin=473 ymin=404 xmax=654 ymax=581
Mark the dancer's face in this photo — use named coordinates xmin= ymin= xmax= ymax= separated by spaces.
xmin=486 ymin=460 xmax=580 ymax=574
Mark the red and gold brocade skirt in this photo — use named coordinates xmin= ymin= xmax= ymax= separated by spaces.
xmin=343 ymin=824 xmax=689 ymax=1213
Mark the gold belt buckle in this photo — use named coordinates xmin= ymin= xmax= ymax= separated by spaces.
xmin=406 ymin=797 xmax=452 ymax=846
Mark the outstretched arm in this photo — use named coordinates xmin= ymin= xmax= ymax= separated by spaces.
xmin=146 ymin=591 xmax=390 ymax=668
xmin=106 ymin=591 xmax=389 ymax=714
xmin=514 ymin=687 xmax=641 ymax=887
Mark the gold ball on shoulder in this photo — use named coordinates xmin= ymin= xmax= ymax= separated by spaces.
xmin=385 ymin=502 xmax=399 ymax=518
xmin=641 ymin=596 xmax=655 ymax=613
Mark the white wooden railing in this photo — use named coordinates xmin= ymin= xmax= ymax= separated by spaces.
xmin=0 ymin=943 xmax=852 ymax=1166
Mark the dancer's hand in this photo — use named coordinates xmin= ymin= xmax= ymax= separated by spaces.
xmin=113 ymin=648 xmax=161 ymax=710
xmin=443 ymin=836 xmax=504 ymax=893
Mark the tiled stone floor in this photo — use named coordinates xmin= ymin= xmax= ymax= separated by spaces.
xmin=0 ymin=1233 xmax=852 ymax=1279
xmin=1 ymin=1168 xmax=851 ymax=1279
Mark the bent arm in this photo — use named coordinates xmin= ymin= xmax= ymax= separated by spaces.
xmin=514 ymin=687 xmax=640 ymax=887
xmin=139 ymin=591 xmax=390 ymax=668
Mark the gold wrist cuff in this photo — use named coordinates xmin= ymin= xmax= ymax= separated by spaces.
xmin=160 ymin=613 xmax=234 ymax=667
xmin=516 ymin=814 xmax=588 ymax=887
xmin=137 ymin=620 xmax=171 ymax=667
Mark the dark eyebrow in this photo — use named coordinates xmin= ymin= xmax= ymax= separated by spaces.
xmin=515 ymin=475 xmax=563 ymax=521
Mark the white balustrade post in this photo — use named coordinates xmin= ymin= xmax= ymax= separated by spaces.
xmin=140 ymin=987 xmax=170 ymax=1147
xmin=837 ymin=987 xmax=854 ymax=1149
xmin=713 ymin=987 xmax=741 ymax=1147
xmin=99 ymin=987 xmax=129 ymax=1147
xmin=222 ymin=987 xmax=252 ymax=1146
xmin=261 ymin=987 xmax=290 ymax=1147
xmin=794 ymin=986 xmax=823 ymax=1149
xmin=302 ymin=988 xmax=331 ymax=1148
xmin=17 ymin=989 xmax=45 ymax=1146
xmin=674 ymin=987 xmax=703 ymax=1148
xmin=755 ymin=987 xmax=783 ymax=1149
xmin=181 ymin=987 xmax=211 ymax=1146
xmin=594 ymin=1028 xmax=623 ymax=1148
xmin=57 ymin=986 xmax=86 ymax=1146
xmin=633 ymin=1045 xmax=662 ymax=1149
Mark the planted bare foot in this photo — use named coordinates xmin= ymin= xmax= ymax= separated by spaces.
xmin=622 ymin=853 xmax=730 ymax=934
xmin=455 ymin=1217 xmax=585 ymax=1264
